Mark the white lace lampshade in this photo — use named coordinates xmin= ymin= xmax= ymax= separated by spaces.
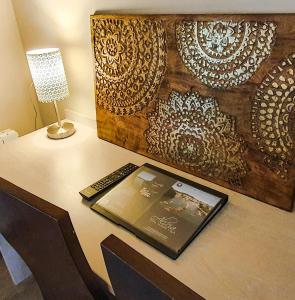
xmin=26 ymin=48 xmax=75 ymax=139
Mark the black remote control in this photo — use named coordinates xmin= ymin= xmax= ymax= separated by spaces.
xmin=79 ymin=163 xmax=138 ymax=200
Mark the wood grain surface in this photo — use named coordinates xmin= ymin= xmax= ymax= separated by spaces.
xmin=91 ymin=14 xmax=295 ymax=211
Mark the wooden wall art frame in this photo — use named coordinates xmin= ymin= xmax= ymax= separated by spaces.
xmin=91 ymin=14 xmax=295 ymax=211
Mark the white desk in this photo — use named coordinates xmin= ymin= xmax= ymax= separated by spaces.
xmin=0 ymin=121 xmax=294 ymax=300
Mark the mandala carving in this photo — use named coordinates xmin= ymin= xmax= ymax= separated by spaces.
xmin=251 ymin=53 xmax=295 ymax=179
xmin=146 ymin=91 xmax=248 ymax=185
xmin=92 ymin=18 xmax=167 ymax=115
xmin=176 ymin=20 xmax=276 ymax=89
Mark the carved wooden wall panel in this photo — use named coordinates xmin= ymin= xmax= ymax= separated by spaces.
xmin=176 ymin=20 xmax=276 ymax=89
xmin=251 ymin=53 xmax=295 ymax=179
xmin=91 ymin=14 xmax=295 ymax=211
xmin=92 ymin=17 xmax=167 ymax=115
xmin=145 ymin=91 xmax=249 ymax=186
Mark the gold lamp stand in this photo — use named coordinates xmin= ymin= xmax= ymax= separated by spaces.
xmin=47 ymin=101 xmax=75 ymax=139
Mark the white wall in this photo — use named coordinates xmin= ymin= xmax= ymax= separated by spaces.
xmin=11 ymin=0 xmax=295 ymax=125
xmin=0 ymin=0 xmax=42 ymax=135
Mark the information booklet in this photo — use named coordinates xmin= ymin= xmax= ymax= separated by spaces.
xmin=91 ymin=163 xmax=228 ymax=259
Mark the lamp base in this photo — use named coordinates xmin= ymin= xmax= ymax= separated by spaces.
xmin=47 ymin=122 xmax=75 ymax=139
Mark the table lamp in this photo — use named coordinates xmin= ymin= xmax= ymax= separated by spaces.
xmin=26 ymin=48 xmax=75 ymax=139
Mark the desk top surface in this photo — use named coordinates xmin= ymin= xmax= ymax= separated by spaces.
xmin=0 ymin=122 xmax=294 ymax=300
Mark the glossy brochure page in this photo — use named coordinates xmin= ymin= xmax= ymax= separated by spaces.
xmin=94 ymin=165 xmax=223 ymax=252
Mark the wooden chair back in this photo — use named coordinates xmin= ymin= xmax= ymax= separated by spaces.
xmin=101 ymin=234 xmax=204 ymax=300
xmin=0 ymin=177 xmax=111 ymax=300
